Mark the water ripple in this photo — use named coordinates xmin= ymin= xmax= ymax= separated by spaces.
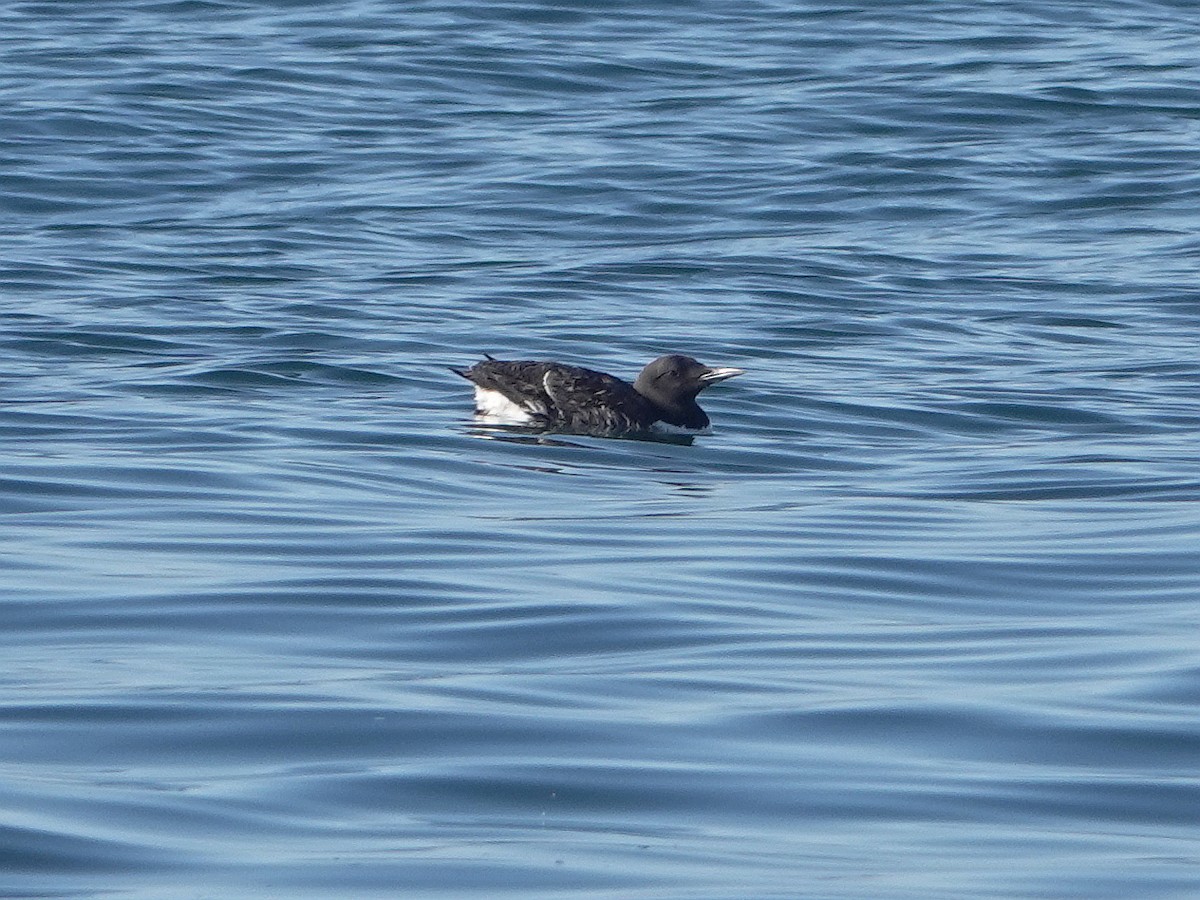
xmin=4 ymin=0 xmax=1200 ymax=897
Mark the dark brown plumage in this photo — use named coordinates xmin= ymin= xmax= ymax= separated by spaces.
xmin=452 ymin=354 xmax=744 ymax=436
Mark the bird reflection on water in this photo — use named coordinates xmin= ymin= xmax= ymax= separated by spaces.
xmin=465 ymin=421 xmax=697 ymax=447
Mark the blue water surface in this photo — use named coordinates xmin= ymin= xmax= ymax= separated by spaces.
xmin=3 ymin=1 xmax=1200 ymax=897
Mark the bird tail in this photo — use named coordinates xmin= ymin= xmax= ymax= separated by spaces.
xmin=450 ymin=353 xmax=496 ymax=380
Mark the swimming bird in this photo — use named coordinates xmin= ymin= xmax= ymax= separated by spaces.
xmin=451 ymin=353 xmax=744 ymax=436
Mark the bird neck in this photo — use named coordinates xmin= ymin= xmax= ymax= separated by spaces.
xmin=632 ymin=373 xmax=709 ymax=428
xmin=645 ymin=395 xmax=709 ymax=429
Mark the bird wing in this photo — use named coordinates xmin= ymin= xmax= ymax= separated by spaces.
xmin=465 ymin=361 xmax=553 ymax=418
xmin=541 ymin=365 xmax=652 ymax=432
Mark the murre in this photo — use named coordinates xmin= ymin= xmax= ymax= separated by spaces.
xmin=451 ymin=353 xmax=744 ymax=436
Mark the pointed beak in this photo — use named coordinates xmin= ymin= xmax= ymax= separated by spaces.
xmin=698 ymin=366 xmax=745 ymax=385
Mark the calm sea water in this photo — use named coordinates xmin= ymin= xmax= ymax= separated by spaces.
xmin=3 ymin=1 xmax=1200 ymax=897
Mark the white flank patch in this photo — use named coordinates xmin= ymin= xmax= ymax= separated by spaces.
xmin=652 ymin=421 xmax=712 ymax=436
xmin=474 ymin=387 xmax=537 ymax=424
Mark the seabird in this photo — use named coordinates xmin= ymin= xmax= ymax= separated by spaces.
xmin=451 ymin=353 xmax=744 ymax=436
